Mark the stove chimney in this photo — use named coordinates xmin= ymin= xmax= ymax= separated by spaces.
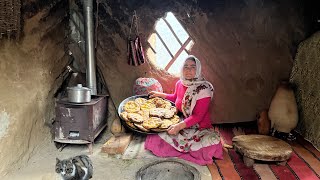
xmin=83 ymin=0 xmax=97 ymax=95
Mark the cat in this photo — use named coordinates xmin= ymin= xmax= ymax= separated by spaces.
xmin=56 ymin=155 xmax=93 ymax=180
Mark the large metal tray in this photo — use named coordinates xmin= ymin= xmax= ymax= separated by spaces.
xmin=118 ymin=95 xmax=179 ymax=135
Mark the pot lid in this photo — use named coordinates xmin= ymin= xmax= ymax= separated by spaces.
xmin=67 ymin=84 xmax=91 ymax=91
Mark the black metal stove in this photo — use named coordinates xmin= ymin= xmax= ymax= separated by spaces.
xmin=54 ymin=95 xmax=108 ymax=153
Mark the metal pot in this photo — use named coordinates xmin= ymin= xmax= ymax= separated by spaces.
xmin=67 ymin=84 xmax=91 ymax=103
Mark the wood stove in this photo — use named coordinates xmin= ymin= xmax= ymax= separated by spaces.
xmin=54 ymin=95 xmax=108 ymax=153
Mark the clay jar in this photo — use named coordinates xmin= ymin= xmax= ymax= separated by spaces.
xmin=257 ymin=110 xmax=271 ymax=135
xmin=268 ymin=82 xmax=298 ymax=133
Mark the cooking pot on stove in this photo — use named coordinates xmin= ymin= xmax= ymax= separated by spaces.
xmin=67 ymin=84 xmax=91 ymax=103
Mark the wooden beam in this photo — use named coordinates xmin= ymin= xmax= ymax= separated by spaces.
xmin=165 ymin=37 xmax=192 ymax=71
xmin=70 ymin=17 xmax=85 ymax=38
xmin=101 ymin=133 xmax=133 ymax=155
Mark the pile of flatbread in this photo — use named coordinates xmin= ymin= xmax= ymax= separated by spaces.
xmin=120 ymin=97 xmax=180 ymax=132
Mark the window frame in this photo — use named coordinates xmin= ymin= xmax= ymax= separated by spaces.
xmin=148 ymin=13 xmax=194 ymax=72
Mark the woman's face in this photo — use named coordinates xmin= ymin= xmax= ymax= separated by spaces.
xmin=183 ymin=59 xmax=196 ymax=80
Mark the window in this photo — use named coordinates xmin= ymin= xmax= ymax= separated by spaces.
xmin=147 ymin=12 xmax=194 ymax=75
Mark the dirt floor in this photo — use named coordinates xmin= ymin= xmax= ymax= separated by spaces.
xmin=4 ymin=129 xmax=212 ymax=180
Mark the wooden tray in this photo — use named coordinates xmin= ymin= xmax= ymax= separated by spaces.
xmin=232 ymin=135 xmax=293 ymax=166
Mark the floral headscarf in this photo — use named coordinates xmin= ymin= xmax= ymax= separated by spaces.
xmin=180 ymin=55 xmax=214 ymax=117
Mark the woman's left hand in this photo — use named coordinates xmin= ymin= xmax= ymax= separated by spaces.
xmin=167 ymin=122 xmax=186 ymax=135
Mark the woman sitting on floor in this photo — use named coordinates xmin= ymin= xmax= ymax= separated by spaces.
xmin=145 ymin=55 xmax=223 ymax=165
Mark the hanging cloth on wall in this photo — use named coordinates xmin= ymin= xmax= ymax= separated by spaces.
xmin=127 ymin=11 xmax=146 ymax=66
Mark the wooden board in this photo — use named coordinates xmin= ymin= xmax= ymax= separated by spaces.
xmin=232 ymin=135 xmax=292 ymax=162
xmin=101 ymin=133 xmax=132 ymax=155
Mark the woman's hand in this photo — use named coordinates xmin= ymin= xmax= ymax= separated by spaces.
xmin=167 ymin=122 xmax=186 ymax=135
xmin=148 ymin=91 xmax=166 ymax=99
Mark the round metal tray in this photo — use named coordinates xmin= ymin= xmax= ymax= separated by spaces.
xmin=118 ymin=95 xmax=179 ymax=135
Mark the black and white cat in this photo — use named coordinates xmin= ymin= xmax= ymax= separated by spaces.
xmin=55 ymin=155 xmax=93 ymax=180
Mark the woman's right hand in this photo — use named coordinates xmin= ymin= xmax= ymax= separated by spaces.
xmin=148 ymin=91 xmax=166 ymax=99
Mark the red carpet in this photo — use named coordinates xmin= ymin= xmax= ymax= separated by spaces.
xmin=211 ymin=126 xmax=320 ymax=180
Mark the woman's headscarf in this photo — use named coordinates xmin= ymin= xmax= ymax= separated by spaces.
xmin=180 ymin=55 xmax=214 ymax=118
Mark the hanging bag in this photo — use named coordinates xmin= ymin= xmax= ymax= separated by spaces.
xmin=127 ymin=11 xmax=145 ymax=66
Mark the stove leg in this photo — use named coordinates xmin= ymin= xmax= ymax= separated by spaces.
xmin=88 ymin=143 xmax=93 ymax=154
xmin=59 ymin=144 xmax=68 ymax=152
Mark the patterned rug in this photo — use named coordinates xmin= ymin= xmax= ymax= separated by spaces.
xmin=212 ymin=127 xmax=320 ymax=180
xmin=122 ymin=126 xmax=320 ymax=180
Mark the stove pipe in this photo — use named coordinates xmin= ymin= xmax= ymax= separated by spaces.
xmin=83 ymin=0 xmax=97 ymax=95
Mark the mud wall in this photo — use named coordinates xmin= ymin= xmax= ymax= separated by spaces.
xmin=0 ymin=2 xmax=68 ymax=175
xmin=96 ymin=0 xmax=307 ymax=123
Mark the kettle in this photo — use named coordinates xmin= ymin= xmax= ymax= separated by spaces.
xmin=67 ymin=84 xmax=91 ymax=103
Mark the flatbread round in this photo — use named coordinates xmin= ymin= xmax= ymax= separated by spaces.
xmin=126 ymin=121 xmax=137 ymax=129
xmin=141 ymin=110 xmax=150 ymax=120
xmin=159 ymin=119 xmax=173 ymax=129
xmin=170 ymin=115 xmax=180 ymax=124
xmin=170 ymin=106 xmax=178 ymax=114
xmin=134 ymin=123 xmax=150 ymax=132
xmin=149 ymin=108 xmax=167 ymax=117
xmin=137 ymin=110 xmax=144 ymax=116
xmin=124 ymin=101 xmax=140 ymax=113
xmin=120 ymin=112 xmax=129 ymax=121
xmin=156 ymin=100 xmax=171 ymax=109
xmin=135 ymin=98 xmax=147 ymax=106
xmin=148 ymin=97 xmax=172 ymax=109
xmin=162 ymin=101 xmax=172 ymax=109
xmin=164 ymin=109 xmax=175 ymax=119
xmin=142 ymin=117 xmax=162 ymax=129
xmin=146 ymin=98 xmax=157 ymax=104
xmin=140 ymin=102 xmax=156 ymax=111
xmin=127 ymin=113 xmax=144 ymax=123
xmin=150 ymin=108 xmax=174 ymax=118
